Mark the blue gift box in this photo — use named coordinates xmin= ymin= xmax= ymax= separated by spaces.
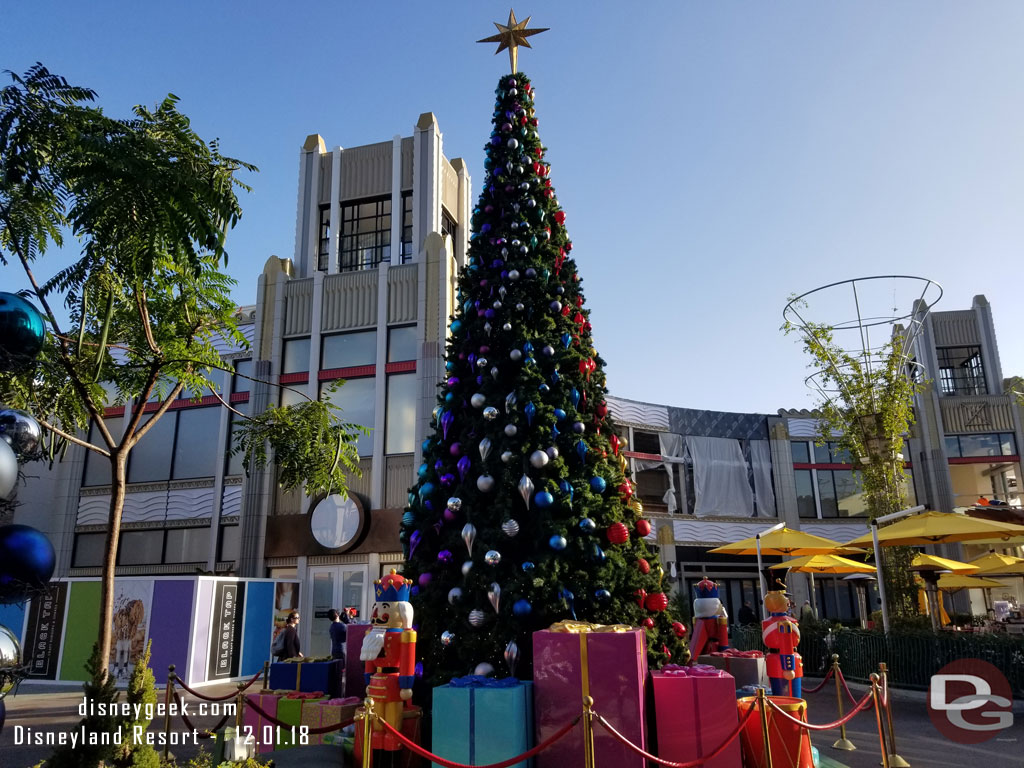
xmin=432 ymin=677 xmax=534 ymax=768
xmin=268 ymin=660 xmax=342 ymax=697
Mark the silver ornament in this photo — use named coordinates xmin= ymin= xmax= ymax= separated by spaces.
xmin=0 ymin=624 xmax=23 ymax=699
xmin=448 ymin=587 xmax=463 ymax=605
xmin=0 ymin=409 xmax=41 ymax=457
xmin=499 ymin=286 xmax=507 ymax=299
xmin=462 ymin=523 xmax=477 ymax=555
xmin=502 ymin=322 xmax=513 ymax=332
xmin=483 ymin=406 xmax=499 ymax=421
xmin=492 ymin=300 xmax=502 ymax=310
xmin=518 ymin=474 xmax=534 ymax=508
xmin=0 ymin=440 xmax=17 ymax=501
xmin=473 ymin=662 xmax=494 ymax=676
xmin=462 ymin=560 xmax=474 ymax=576
xmin=504 ymin=424 xmax=518 ymax=437
xmin=488 ymin=582 xmax=501 ymax=612
xmin=468 ymin=609 xmax=486 ymax=627
xmin=504 ymin=640 xmax=520 ymax=676
xmin=515 ymin=303 xmax=525 ymax=311
xmin=542 ymin=345 xmax=555 ymax=357
xmin=441 ymin=631 xmax=455 ymax=646
xmin=485 ymin=550 xmax=502 ymax=566
xmin=478 ymin=437 xmax=492 ymax=462
xmin=509 ymin=349 xmax=522 ymax=362
xmin=546 ymin=446 xmax=560 ymax=460
xmin=505 ymin=391 xmax=518 ymax=412
xmin=484 ymin=322 xmax=492 ymax=336
xmin=530 ymin=450 xmax=549 ymax=468
xmin=502 ymin=519 xmax=521 ymax=537
xmin=477 ymin=357 xmax=489 ymax=368
xmin=471 ymin=393 xmax=487 ymax=408
xmin=447 ymin=497 xmax=462 ymax=511
xmin=491 ymin=367 xmax=500 ymax=379
xmin=509 ymin=270 xmax=520 ymax=281
xmin=476 ymin=474 xmax=495 ymax=492
xmin=501 ymin=451 xmax=514 ymax=464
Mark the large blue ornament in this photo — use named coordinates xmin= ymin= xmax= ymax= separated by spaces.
xmin=419 ymin=482 xmax=435 ymax=499
xmin=535 ymin=491 xmax=554 ymax=508
xmin=0 ymin=525 xmax=55 ymax=603
xmin=418 ymin=464 xmax=429 ymax=478
xmin=0 ymin=293 xmax=46 ymax=370
xmin=451 ymin=320 xmax=463 ymax=333
xmin=570 ymin=388 xmax=580 ymax=407
xmin=549 ymin=535 xmax=567 ymax=550
xmin=512 ymin=599 xmax=532 ymax=617
xmin=553 ymin=409 xmax=567 ymax=422
xmin=579 ymin=517 xmax=596 ymax=532
xmin=589 ymin=477 xmax=607 ymax=493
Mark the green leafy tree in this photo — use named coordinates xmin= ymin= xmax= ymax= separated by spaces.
xmin=401 ymin=72 xmax=687 ymax=683
xmin=0 ymin=65 xmax=362 ymax=676
xmin=783 ymin=315 xmax=921 ymax=618
xmin=113 ymin=641 xmax=159 ymax=768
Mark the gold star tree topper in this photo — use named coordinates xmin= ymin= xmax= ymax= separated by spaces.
xmin=477 ymin=9 xmax=548 ymax=74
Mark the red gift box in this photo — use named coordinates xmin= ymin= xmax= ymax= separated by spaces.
xmin=533 ymin=622 xmax=648 ymax=768
xmin=652 ymin=668 xmax=742 ymax=768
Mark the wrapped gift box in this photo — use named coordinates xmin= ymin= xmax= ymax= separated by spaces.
xmin=533 ymin=622 xmax=648 ymax=768
xmin=432 ymin=677 xmax=534 ymax=768
xmin=243 ymin=692 xmax=282 ymax=754
xmin=698 ymin=652 xmax=768 ymax=689
xmin=345 ymin=624 xmax=372 ymax=698
xmin=354 ymin=704 xmax=422 ymax=768
xmin=651 ymin=666 xmax=741 ymax=768
xmin=275 ymin=694 xmax=326 ymax=750
xmin=300 ymin=697 xmax=361 ymax=746
xmin=268 ymin=659 xmax=342 ymax=697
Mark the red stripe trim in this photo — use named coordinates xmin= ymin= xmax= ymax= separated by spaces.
xmin=623 ymin=451 xmax=662 ymax=461
xmin=385 ymin=361 xmax=416 ymax=374
xmin=318 ymin=365 xmax=376 ymax=381
xmin=279 ymin=372 xmax=309 ymax=384
xmin=229 ymin=392 xmax=250 ymax=403
xmin=949 ymin=455 xmax=1019 ymax=464
xmin=143 ymin=395 xmax=223 ymax=412
xmin=103 ymin=406 xmax=125 ymax=418
xmin=794 ymin=462 xmax=913 ymax=470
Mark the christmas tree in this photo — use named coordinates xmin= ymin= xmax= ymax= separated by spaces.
xmin=402 ymin=31 xmax=687 ymax=683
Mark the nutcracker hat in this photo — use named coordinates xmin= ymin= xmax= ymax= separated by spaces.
xmin=374 ymin=569 xmax=411 ymax=602
xmin=694 ymin=578 xmax=719 ymax=599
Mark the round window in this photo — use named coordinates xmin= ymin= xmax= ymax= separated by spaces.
xmin=310 ymin=494 xmax=362 ymax=550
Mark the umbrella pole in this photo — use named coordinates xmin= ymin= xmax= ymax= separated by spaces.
xmin=873 ymin=522 xmax=891 ymax=633
xmin=809 ymin=572 xmax=817 ymax=619
xmin=757 ymin=536 xmax=767 ymax=619
xmin=927 ymin=579 xmax=941 ymax=632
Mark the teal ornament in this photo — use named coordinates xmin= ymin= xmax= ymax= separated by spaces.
xmin=451 ymin=320 xmax=463 ymax=333
xmin=579 ymin=517 xmax=596 ymax=532
xmin=418 ymin=463 xmax=429 ymax=478
xmin=535 ymin=491 xmax=554 ymax=507
xmin=419 ymin=482 xmax=435 ymax=499
xmin=432 ymin=406 xmax=443 ymax=423
xmin=446 ymin=361 xmax=456 ymax=371
xmin=524 ymin=402 xmax=536 ymax=426
xmin=408 ymin=491 xmax=417 ymax=506
xmin=445 ymin=392 xmax=454 ymax=403
xmin=590 ymin=477 xmax=607 ymax=493
xmin=549 ymin=535 xmax=567 ymax=550
xmin=0 ymin=293 xmax=46 ymax=370
xmin=402 ymin=511 xmax=415 ymax=527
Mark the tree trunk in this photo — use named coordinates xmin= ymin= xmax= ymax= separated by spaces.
xmin=98 ymin=452 xmax=128 ymax=679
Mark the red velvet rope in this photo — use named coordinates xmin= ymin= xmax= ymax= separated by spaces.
xmin=764 ymin=690 xmax=874 ymax=731
xmin=243 ymin=697 xmax=356 ymax=734
xmin=593 ymin=705 xmax=757 ymax=768
xmin=371 ymin=710 xmax=581 ymax=768
xmin=172 ymin=669 xmax=263 ymax=701
xmin=172 ymin=689 xmax=231 ymax=738
xmin=800 ymin=667 xmax=833 ymax=694
xmin=836 ymin=667 xmax=859 ymax=705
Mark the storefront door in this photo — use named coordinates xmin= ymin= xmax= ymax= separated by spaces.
xmin=306 ymin=565 xmax=369 ymax=658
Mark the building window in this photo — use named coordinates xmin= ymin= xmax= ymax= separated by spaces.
xmin=83 ymin=417 xmax=123 ymax=486
xmin=322 ymin=330 xmax=377 ymax=369
xmin=790 ymin=441 xmax=810 ymax=464
xmin=937 ymin=346 xmax=987 ymax=396
xmin=172 ymin=407 xmax=220 ymax=479
xmin=282 ymin=338 xmax=311 ymax=374
xmin=233 ymin=359 xmax=253 ymax=393
xmin=816 ymin=470 xmax=867 ymax=518
xmin=218 ymin=525 xmax=241 ymax=562
xmin=226 ymin=406 xmax=249 ymax=477
xmin=318 ymin=206 xmax=331 ymax=272
xmin=340 ymin=197 xmax=391 ymax=271
xmin=400 ymin=192 xmax=413 ymax=261
xmin=126 ymin=414 xmax=177 ymax=484
xmin=322 ymin=377 xmax=375 ymax=456
xmin=794 ymin=469 xmax=816 ymax=518
xmin=72 ymin=532 xmax=106 ymax=568
xmin=631 ymin=430 xmax=662 ymax=455
xmin=388 ymin=326 xmax=417 ymax=362
xmin=164 ymin=527 xmax=211 ymax=564
xmin=441 ymin=208 xmax=457 ymax=243
xmin=385 ymin=373 xmax=416 ymax=454
xmin=946 ymin=433 xmax=1017 ymax=458
xmin=118 ymin=530 xmax=165 ymax=565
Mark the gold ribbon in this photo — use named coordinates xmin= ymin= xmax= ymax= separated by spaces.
xmin=295 ymin=663 xmax=301 ymax=691
xmin=548 ymin=620 xmax=633 ymax=634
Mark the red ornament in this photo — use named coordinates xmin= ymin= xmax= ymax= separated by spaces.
xmin=637 ymin=557 xmax=650 ymax=574
xmin=641 ymin=618 xmax=655 ymax=629
xmin=645 ymin=592 xmax=669 ymax=612
xmin=519 ymin=115 xmax=528 ymax=126
xmin=561 ymin=304 xmax=572 ymax=317
xmin=635 ymin=519 xmax=651 ymax=537
xmin=634 ymin=588 xmax=647 ymax=607
xmin=662 ymin=644 xmax=671 ymax=657
xmin=606 ymin=522 xmax=629 ymax=544
xmin=595 ymin=402 xmax=608 ymax=418
xmin=583 ymin=322 xmax=592 ymax=332
xmin=534 ymin=148 xmax=543 ymax=158
xmin=618 ymin=481 xmax=634 ymax=499
xmin=671 ymin=621 xmax=688 ymax=639
xmin=566 ymin=241 xmax=573 ymax=252
xmin=554 ymin=210 xmax=566 ymax=225
xmin=610 ymin=434 xmax=620 ymax=455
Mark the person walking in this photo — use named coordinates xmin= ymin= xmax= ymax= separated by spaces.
xmin=328 ymin=608 xmax=348 ymax=661
xmin=274 ymin=611 xmax=303 ymax=661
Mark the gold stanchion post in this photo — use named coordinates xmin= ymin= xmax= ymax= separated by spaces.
xmin=756 ymin=687 xmax=774 ymax=768
xmin=262 ymin=660 xmax=270 ymax=691
xmin=870 ymin=674 xmax=890 ymax=768
xmin=582 ymin=695 xmax=596 ymax=768
xmin=878 ymin=663 xmax=909 ymax=767
xmin=831 ymin=654 xmax=856 ymax=751
xmin=163 ymin=664 xmax=175 ymax=762
xmin=361 ymin=696 xmax=375 ymax=768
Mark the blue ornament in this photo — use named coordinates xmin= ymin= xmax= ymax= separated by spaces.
xmin=559 ymin=480 xmax=573 ymax=498
xmin=451 ymin=320 xmax=463 ymax=333
xmin=524 ymin=402 xmax=536 ymax=426
xmin=594 ymin=589 xmax=612 ymax=602
xmin=418 ymin=463 xmax=429 ymax=478
xmin=0 ymin=524 xmax=55 ymax=602
xmin=523 ymin=341 xmax=534 ymax=353
xmin=521 ymin=561 xmax=535 ymax=572
xmin=419 ymin=482 xmax=435 ymax=499
xmin=561 ymin=333 xmax=571 ymax=349
xmin=422 ymin=439 xmax=432 ymax=453
xmin=558 ymin=588 xmax=577 ymax=620
xmin=590 ymin=543 xmax=606 ymax=564
xmin=576 ymin=441 xmax=589 ymax=462
xmin=446 ymin=360 xmax=456 ymax=371
xmin=445 ymin=392 xmax=454 ymax=402
xmin=410 ymin=585 xmax=420 ymax=597
xmin=551 ymin=424 xmax=560 ymax=440
xmin=590 ymin=477 xmax=607 ymax=493
xmin=538 ymin=384 xmax=549 ymax=393
xmin=0 ymin=293 xmax=46 ymax=369
xmin=407 ymin=491 xmax=417 ymax=506
xmin=551 ymin=371 xmax=560 ymax=384
xmin=402 ymin=511 xmax=415 ymax=527
xmin=535 ymin=491 xmax=554 ymax=508
xmin=513 ymin=599 xmax=533 ymax=617
xmin=549 ymin=535 xmax=567 ymax=550
xmin=579 ymin=517 xmax=596 ymax=532
xmin=570 ymin=388 xmax=580 ymax=407
xmin=554 ymin=409 xmax=567 ymax=421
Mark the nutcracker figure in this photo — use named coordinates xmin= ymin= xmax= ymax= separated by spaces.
xmin=762 ymin=587 xmax=803 ymax=697
xmin=688 ymin=577 xmax=730 ymax=660
xmin=360 ymin=570 xmax=417 ymax=750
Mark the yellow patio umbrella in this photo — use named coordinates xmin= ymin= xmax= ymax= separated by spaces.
xmin=909 ymin=553 xmax=979 ymax=574
xmin=770 ymin=554 xmax=877 ymax=620
xmin=936 ymin=574 xmax=1006 ymax=591
xmin=845 ymin=511 xmax=1024 ymax=548
xmin=968 ymin=552 xmax=1024 ymax=576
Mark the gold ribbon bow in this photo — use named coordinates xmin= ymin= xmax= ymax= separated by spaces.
xmin=548 ymin=620 xmax=634 ymax=634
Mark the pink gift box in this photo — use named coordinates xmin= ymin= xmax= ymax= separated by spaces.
xmin=243 ymin=692 xmax=281 ymax=754
xmin=533 ymin=625 xmax=648 ymax=768
xmin=652 ymin=669 xmax=742 ymax=768
xmin=345 ymin=624 xmax=371 ymax=698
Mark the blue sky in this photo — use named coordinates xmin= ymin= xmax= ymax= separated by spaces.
xmin=6 ymin=1 xmax=1024 ymax=414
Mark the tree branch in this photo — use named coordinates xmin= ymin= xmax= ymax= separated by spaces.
xmin=36 ymin=417 xmax=110 ymax=457
xmin=130 ymin=378 xmax=186 ymax=446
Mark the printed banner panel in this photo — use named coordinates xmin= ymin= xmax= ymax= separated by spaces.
xmin=23 ymin=582 xmax=68 ymax=680
xmin=207 ymin=580 xmax=246 ymax=680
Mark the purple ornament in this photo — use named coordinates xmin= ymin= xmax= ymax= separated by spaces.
xmin=485 ymin=309 xmax=496 ymax=319
xmin=434 ymin=460 xmax=445 ymax=471
xmin=447 ymin=377 xmax=460 ymax=388
xmin=450 ymin=443 xmax=462 ymax=456
xmin=440 ymin=472 xmax=456 ymax=487
xmin=409 ymin=530 xmax=422 ymax=557
xmin=438 ymin=550 xmax=454 ymax=563
xmin=443 ymin=508 xmax=457 ymax=522
xmin=441 ymin=411 xmax=454 ymax=439
xmin=482 ymin=223 xmax=492 ymax=233
xmin=418 ymin=573 xmax=433 ymax=587
xmin=490 ymin=136 xmax=501 ymax=146
xmin=525 ymin=268 xmax=537 ymax=278
xmin=424 ymin=500 xmax=434 ymax=511
xmin=457 ymin=456 xmax=472 ymax=481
